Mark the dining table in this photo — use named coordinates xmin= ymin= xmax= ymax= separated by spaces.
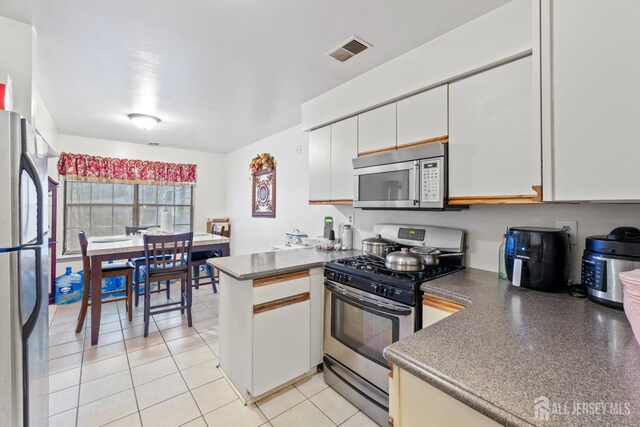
xmin=86 ymin=232 xmax=231 ymax=345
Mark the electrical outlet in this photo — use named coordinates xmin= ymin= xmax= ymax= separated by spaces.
xmin=348 ymin=213 xmax=354 ymax=225
xmin=556 ymin=220 xmax=578 ymax=245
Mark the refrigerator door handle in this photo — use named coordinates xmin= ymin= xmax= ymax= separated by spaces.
xmin=20 ymin=152 xmax=44 ymax=246
xmin=20 ymin=247 xmax=42 ymax=342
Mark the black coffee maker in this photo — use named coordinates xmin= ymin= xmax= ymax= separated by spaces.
xmin=505 ymin=227 xmax=571 ymax=292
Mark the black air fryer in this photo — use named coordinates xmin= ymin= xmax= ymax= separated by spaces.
xmin=505 ymin=227 xmax=570 ymax=292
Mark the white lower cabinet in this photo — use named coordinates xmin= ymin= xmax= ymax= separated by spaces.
xmin=422 ymin=294 xmax=464 ymax=329
xmin=389 ymin=364 xmax=501 ymax=427
xmin=252 ymin=300 xmax=310 ymax=396
xmin=391 ymin=296 xmax=494 ymax=426
xmin=218 ymin=269 xmax=318 ymax=403
xmin=449 ymin=56 xmax=541 ymax=203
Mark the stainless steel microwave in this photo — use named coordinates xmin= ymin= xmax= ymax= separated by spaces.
xmin=352 ymin=144 xmax=449 ymax=210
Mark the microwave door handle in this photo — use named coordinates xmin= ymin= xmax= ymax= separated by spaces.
xmin=412 ymin=161 xmax=419 ymax=206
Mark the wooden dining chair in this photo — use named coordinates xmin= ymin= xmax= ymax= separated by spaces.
xmin=125 ymin=225 xmax=170 ymax=307
xmin=75 ymin=231 xmax=134 ymax=334
xmin=142 ymin=232 xmax=194 ymax=337
xmin=191 ymin=225 xmax=225 ymax=294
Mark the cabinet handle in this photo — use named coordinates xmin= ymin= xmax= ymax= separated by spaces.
xmin=253 ymin=292 xmax=310 ymax=314
xmin=253 ymin=270 xmax=310 ymax=287
xmin=423 ymin=295 xmax=464 ymax=313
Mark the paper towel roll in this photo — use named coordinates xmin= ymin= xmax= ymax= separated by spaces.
xmin=160 ymin=210 xmax=173 ymax=233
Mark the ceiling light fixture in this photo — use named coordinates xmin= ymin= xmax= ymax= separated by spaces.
xmin=128 ymin=113 xmax=161 ymax=130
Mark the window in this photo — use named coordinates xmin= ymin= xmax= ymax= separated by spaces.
xmin=64 ymin=181 xmax=193 ymax=253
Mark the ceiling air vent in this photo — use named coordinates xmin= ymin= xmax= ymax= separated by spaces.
xmin=327 ymin=36 xmax=371 ymax=62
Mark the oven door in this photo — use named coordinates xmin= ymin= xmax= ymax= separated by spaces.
xmin=353 ymin=160 xmax=419 ymax=208
xmin=324 ymin=280 xmax=415 ymax=392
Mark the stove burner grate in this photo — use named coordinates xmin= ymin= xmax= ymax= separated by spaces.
xmin=334 ymin=255 xmax=459 ymax=282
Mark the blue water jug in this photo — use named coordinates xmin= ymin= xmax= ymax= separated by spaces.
xmin=113 ymin=275 xmax=126 ymax=297
xmin=55 ymin=267 xmax=82 ymax=305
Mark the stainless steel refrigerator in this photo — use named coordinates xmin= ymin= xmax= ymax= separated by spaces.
xmin=0 ymin=110 xmax=51 ymax=426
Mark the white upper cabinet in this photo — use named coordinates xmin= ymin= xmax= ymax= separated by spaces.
xmin=308 ymin=126 xmax=331 ymax=201
xmin=358 ymin=104 xmax=396 ymax=155
xmin=449 ymin=56 xmax=540 ymax=201
xmin=330 ymin=117 xmax=358 ymax=201
xmin=542 ymin=0 xmax=640 ymax=201
xmin=397 ymin=86 xmax=448 ymax=147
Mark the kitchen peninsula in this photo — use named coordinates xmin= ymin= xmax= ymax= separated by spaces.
xmin=207 ymin=249 xmax=360 ymax=403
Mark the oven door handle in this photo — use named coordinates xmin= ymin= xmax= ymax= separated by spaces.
xmin=324 ymin=281 xmax=413 ymax=316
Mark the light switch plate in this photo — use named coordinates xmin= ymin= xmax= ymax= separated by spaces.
xmin=556 ymin=220 xmax=578 ymax=245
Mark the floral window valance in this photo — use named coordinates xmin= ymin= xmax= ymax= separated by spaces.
xmin=57 ymin=152 xmax=197 ymax=186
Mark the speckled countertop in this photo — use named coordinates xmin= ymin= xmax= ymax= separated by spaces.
xmin=384 ymin=268 xmax=640 ymax=427
xmin=207 ymin=248 xmax=361 ymax=280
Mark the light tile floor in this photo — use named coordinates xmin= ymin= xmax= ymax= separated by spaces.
xmin=47 ymin=283 xmax=378 ymax=427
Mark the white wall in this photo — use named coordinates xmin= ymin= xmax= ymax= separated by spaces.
xmin=224 ymin=125 xmax=640 ymax=282
xmin=0 ymin=16 xmax=35 ymax=121
xmin=224 ymin=125 xmax=353 ymax=256
xmin=50 ymin=134 xmax=227 ymax=269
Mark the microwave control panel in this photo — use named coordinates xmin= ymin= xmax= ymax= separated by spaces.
xmin=420 ymin=158 xmax=441 ymax=203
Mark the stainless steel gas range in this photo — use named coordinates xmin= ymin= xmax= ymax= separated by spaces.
xmin=323 ymin=224 xmax=465 ymax=426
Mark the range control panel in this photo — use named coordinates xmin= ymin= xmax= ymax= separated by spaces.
xmin=398 ymin=227 xmax=426 ymax=242
xmin=420 ymin=159 xmax=441 ymax=203
xmin=582 ymin=257 xmax=606 ymax=291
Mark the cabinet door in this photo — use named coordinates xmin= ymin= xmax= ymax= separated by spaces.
xmin=358 ymin=103 xmax=396 ymax=155
xmin=397 ymin=86 xmax=448 ymax=148
xmin=449 ymin=56 xmax=541 ymax=201
xmin=422 ymin=295 xmax=463 ymax=329
xmin=544 ymin=0 xmax=640 ymax=201
xmin=252 ymin=300 xmax=310 ymax=397
xmin=308 ymin=126 xmax=331 ymax=201
xmin=330 ymin=117 xmax=358 ymax=201
xmin=393 ymin=366 xmax=501 ymax=427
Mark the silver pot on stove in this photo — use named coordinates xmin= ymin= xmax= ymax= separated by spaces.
xmin=385 ymin=248 xmax=425 ymax=272
xmin=361 ymin=234 xmax=398 ymax=259
xmin=409 ymin=246 xmax=464 ymax=266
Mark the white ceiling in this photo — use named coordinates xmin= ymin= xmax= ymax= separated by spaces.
xmin=1 ymin=0 xmax=510 ymax=153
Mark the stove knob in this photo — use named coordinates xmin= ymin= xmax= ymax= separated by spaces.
xmin=386 ymin=288 xmax=395 ymax=297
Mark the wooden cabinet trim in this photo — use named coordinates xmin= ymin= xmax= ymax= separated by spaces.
xmin=253 ymin=270 xmax=310 ymax=287
xmin=449 ymin=185 xmax=543 ymax=205
xmin=423 ymin=295 xmax=465 ymax=313
xmin=395 ymin=135 xmax=449 ymax=150
xmin=253 ymin=292 xmax=310 ymax=314
xmin=308 ymin=199 xmax=353 ymax=205
xmin=357 ymin=135 xmax=449 ymax=157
